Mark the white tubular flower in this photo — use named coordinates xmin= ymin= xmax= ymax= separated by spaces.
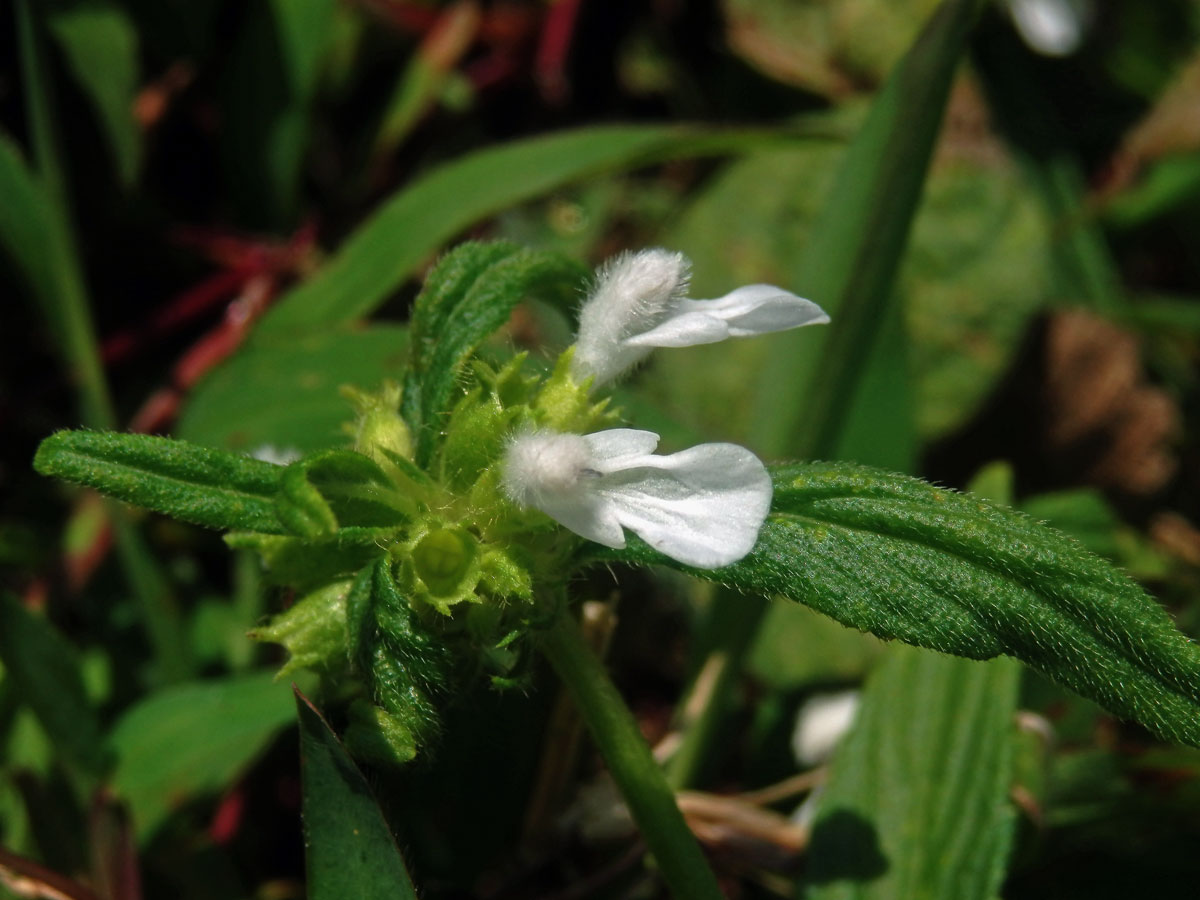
xmin=501 ymin=427 xmax=772 ymax=569
xmin=1005 ymin=0 xmax=1090 ymax=57
xmin=570 ymin=248 xmax=829 ymax=386
xmin=791 ymin=690 xmax=860 ymax=767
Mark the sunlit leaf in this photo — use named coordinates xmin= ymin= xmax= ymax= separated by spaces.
xmin=258 ymin=125 xmax=808 ymax=335
xmin=806 ymin=646 xmax=1020 ymax=899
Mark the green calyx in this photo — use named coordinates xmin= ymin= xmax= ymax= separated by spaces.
xmin=246 ymin=340 xmax=615 ymax=762
xmin=248 ymin=580 xmax=353 ymax=677
xmin=403 ymin=524 xmax=482 ymax=614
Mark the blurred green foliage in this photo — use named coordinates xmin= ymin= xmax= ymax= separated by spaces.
xmin=5 ymin=0 xmax=1200 ymax=897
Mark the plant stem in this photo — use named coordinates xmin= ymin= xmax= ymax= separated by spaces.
xmin=666 ymin=590 xmax=766 ymax=790
xmin=539 ymin=613 xmax=724 ymax=900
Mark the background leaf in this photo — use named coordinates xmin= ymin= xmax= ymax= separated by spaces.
xmin=0 ymin=592 xmax=110 ymax=778
xmin=256 ymin=125 xmax=808 ymax=335
xmin=805 ymin=646 xmax=1020 ymax=899
xmin=177 ymin=325 xmax=409 ymax=454
xmin=747 ymin=0 xmax=986 ymax=460
xmin=609 ymin=461 xmax=1200 ymax=747
xmin=34 ymin=431 xmax=286 ymax=534
xmin=109 ymin=673 xmax=296 ymax=839
xmin=217 ymin=0 xmax=337 ymax=226
xmin=296 ymin=690 xmax=418 ymax=900
xmin=45 ymin=0 xmax=141 ymax=186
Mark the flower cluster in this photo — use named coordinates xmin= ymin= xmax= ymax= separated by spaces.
xmin=503 ymin=248 xmax=827 ymax=569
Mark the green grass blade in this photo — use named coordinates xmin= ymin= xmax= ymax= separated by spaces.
xmin=296 ymin=690 xmax=419 ymax=900
xmin=11 ymin=9 xmax=192 ymax=682
xmin=750 ymin=0 xmax=986 ymax=459
xmin=14 ymin=0 xmax=67 ymax=209
xmin=0 ymin=592 xmax=111 ymax=779
xmin=0 ymin=135 xmax=115 ymax=429
xmin=257 ymin=125 xmax=812 ymax=335
xmin=806 ymin=647 xmax=1020 ymax=899
xmin=34 ymin=431 xmax=286 ymax=534
xmin=45 ymin=1 xmax=141 ymax=186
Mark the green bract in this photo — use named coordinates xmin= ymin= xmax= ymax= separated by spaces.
xmin=33 ymin=242 xmax=617 ymax=763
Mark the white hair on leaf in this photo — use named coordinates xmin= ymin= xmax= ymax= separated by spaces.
xmin=502 ymin=427 xmax=772 ymax=569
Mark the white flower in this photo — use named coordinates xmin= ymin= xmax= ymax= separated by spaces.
xmin=570 ymin=248 xmax=829 ymax=386
xmin=250 ymin=444 xmax=301 ymax=466
xmin=791 ymin=691 xmax=860 ymax=767
xmin=501 ymin=427 xmax=772 ymax=569
xmin=1005 ymin=0 xmax=1091 ymax=56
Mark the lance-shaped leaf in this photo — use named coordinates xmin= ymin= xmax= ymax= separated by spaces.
xmin=608 ymin=461 xmax=1200 ymax=748
xmin=296 ymin=690 xmax=418 ymax=899
xmin=401 ymin=242 xmax=587 ymax=464
xmin=256 ymin=125 xmax=804 ymax=336
xmin=34 ymin=431 xmax=286 ymax=533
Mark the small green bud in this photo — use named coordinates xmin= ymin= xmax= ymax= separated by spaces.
xmin=343 ymin=699 xmax=418 ymax=766
xmin=533 ymin=348 xmax=618 ymax=432
xmin=405 ymin=525 xmax=481 ymax=613
xmin=249 ymin=580 xmax=352 ymax=676
xmin=344 ymin=381 xmax=414 ymax=466
xmin=439 ymin=387 xmax=516 ymax=490
xmin=479 ymin=547 xmax=533 ymax=603
xmin=276 ymin=462 xmax=339 ymax=537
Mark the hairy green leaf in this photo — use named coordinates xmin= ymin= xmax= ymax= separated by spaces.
xmin=402 ymin=242 xmax=587 ymax=464
xmin=807 ymin=647 xmax=1019 ymax=899
xmin=34 ymin=431 xmax=286 ymax=534
xmin=345 ymin=559 xmax=454 ymax=762
xmin=0 ymin=592 xmax=111 ymax=778
xmin=296 ymin=690 xmax=418 ymax=899
xmin=610 ymin=461 xmax=1200 ymax=747
xmin=257 ymin=125 xmax=811 ymax=335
